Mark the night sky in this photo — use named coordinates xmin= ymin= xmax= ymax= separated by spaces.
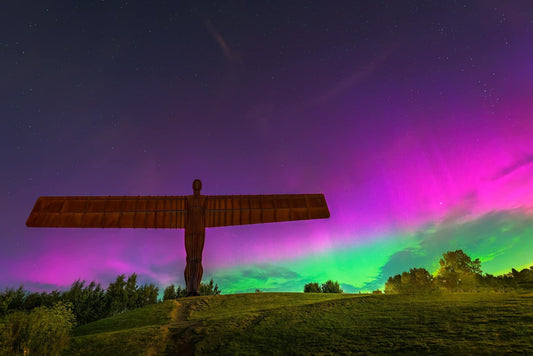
xmin=2 ymin=1 xmax=533 ymax=294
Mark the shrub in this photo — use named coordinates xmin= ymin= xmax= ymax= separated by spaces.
xmin=0 ymin=302 xmax=75 ymax=355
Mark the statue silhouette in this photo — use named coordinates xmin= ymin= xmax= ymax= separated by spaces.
xmin=26 ymin=179 xmax=330 ymax=296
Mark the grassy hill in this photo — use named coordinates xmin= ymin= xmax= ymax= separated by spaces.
xmin=66 ymin=292 xmax=533 ymax=355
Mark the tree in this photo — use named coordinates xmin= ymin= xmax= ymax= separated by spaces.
xmin=321 ymin=280 xmax=343 ymax=293
xmin=137 ymin=284 xmax=159 ymax=306
xmin=385 ymin=268 xmax=435 ymax=294
xmin=106 ymin=274 xmax=128 ymax=315
xmin=199 ymin=278 xmax=221 ymax=296
xmin=125 ymin=273 xmax=139 ymax=310
xmin=163 ymin=285 xmax=177 ymax=301
xmin=510 ymin=267 xmax=533 ymax=290
xmin=438 ymin=250 xmax=481 ymax=275
xmin=63 ymin=280 xmax=107 ymax=326
xmin=437 ymin=250 xmax=482 ymax=292
xmin=164 ymin=280 xmax=219 ymax=299
xmin=402 ymin=268 xmax=435 ymax=293
xmin=481 ymin=274 xmax=508 ymax=292
xmin=105 ymin=273 xmax=158 ymax=313
xmin=1 ymin=286 xmax=26 ymax=315
xmin=23 ymin=292 xmax=43 ymax=310
xmin=303 ymin=282 xmax=321 ymax=293
xmin=175 ymin=285 xmax=187 ymax=298
xmin=41 ymin=290 xmax=62 ymax=308
xmin=384 ymin=274 xmax=402 ymax=294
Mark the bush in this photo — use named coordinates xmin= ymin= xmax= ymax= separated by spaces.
xmin=0 ymin=302 xmax=75 ymax=355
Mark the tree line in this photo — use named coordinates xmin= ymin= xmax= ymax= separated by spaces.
xmin=1 ymin=274 xmax=222 ymax=326
xmin=1 ymin=273 xmax=159 ymax=326
xmin=303 ymin=280 xmax=343 ymax=293
xmin=162 ymin=278 xmax=221 ymax=300
xmin=385 ymin=250 xmax=533 ymax=294
xmin=0 ymin=274 xmax=221 ymax=355
xmin=0 ymin=302 xmax=74 ymax=355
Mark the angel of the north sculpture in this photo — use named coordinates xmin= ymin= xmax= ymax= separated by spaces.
xmin=26 ymin=179 xmax=330 ymax=296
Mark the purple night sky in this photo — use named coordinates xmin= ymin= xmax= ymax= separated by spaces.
xmin=2 ymin=1 xmax=533 ymax=294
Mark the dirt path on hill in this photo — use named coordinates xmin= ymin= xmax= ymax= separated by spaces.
xmin=144 ymin=299 xmax=206 ymax=356
xmin=146 ymin=300 xmax=200 ymax=356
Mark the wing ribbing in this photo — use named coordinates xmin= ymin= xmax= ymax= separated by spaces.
xmin=26 ymin=196 xmax=188 ymax=228
xmin=205 ymin=194 xmax=329 ymax=227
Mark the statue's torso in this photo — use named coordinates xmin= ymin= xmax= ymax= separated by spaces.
xmin=186 ymin=195 xmax=206 ymax=233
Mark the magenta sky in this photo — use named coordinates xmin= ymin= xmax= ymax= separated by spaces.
xmin=2 ymin=1 xmax=533 ymax=293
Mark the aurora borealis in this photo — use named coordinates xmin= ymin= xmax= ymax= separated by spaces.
xmin=2 ymin=1 xmax=533 ymax=294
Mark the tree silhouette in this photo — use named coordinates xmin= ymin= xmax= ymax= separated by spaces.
xmin=385 ymin=268 xmax=434 ymax=294
xmin=438 ymin=250 xmax=481 ymax=275
xmin=199 ymin=278 xmax=221 ymax=296
xmin=437 ymin=250 xmax=482 ymax=292
xmin=163 ymin=284 xmax=177 ymax=301
xmin=106 ymin=274 xmax=128 ymax=315
xmin=385 ymin=274 xmax=402 ymax=294
xmin=321 ymin=280 xmax=343 ymax=293
xmin=303 ymin=282 xmax=321 ymax=293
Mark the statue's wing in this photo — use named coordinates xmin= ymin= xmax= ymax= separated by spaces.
xmin=205 ymin=194 xmax=329 ymax=227
xmin=26 ymin=196 xmax=188 ymax=228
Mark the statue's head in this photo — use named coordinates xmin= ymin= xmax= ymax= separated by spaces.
xmin=193 ymin=179 xmax=202 ymax=196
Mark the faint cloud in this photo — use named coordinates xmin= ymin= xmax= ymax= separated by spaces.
xmin=18 ymin=281 xmax=67 ymax=292
xmin=204 ymin=19 xmax=239 ymax=62
xmin=340 ymin=282 xmax=359 ymax=293
xmin=238 ymin=263 xmax=299 ymax=280
xmin=313 ymin=42 xmax=399 ymax=105
xmin=149 ymin=260 xmax=181 ymax=276
xmin=489 ymin=154 xmax=533 ymax=182
xmin=214 ymin=263 xmax=300 ymax=293
xmin=441 ymin=190 xmax=478 ymax=224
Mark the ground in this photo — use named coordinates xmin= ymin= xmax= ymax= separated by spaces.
xmin=66 ymin=292 xmax=533 ymax=355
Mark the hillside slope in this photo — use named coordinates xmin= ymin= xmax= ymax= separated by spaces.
xmin=66 ymin=292 xmax=533 ymax=355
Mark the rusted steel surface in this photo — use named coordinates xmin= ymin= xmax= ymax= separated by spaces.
xmin=26 ymin=194 xmax=330 ymax=229
xmin=205 ymin=194 xmax=330 ymax=227
xmin=26 ymin=179 xmax=330 ymax=295
xmin=26 ymin=196 xmax=188 ymax=228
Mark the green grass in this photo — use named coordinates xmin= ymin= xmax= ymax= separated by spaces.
xmin=66 ymin=301 xmax=179 ymax=355
xmin=73 ymin=301 xmax=176 ymax=337
xmin=65 ymin=292 xmax=533 ymax=355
